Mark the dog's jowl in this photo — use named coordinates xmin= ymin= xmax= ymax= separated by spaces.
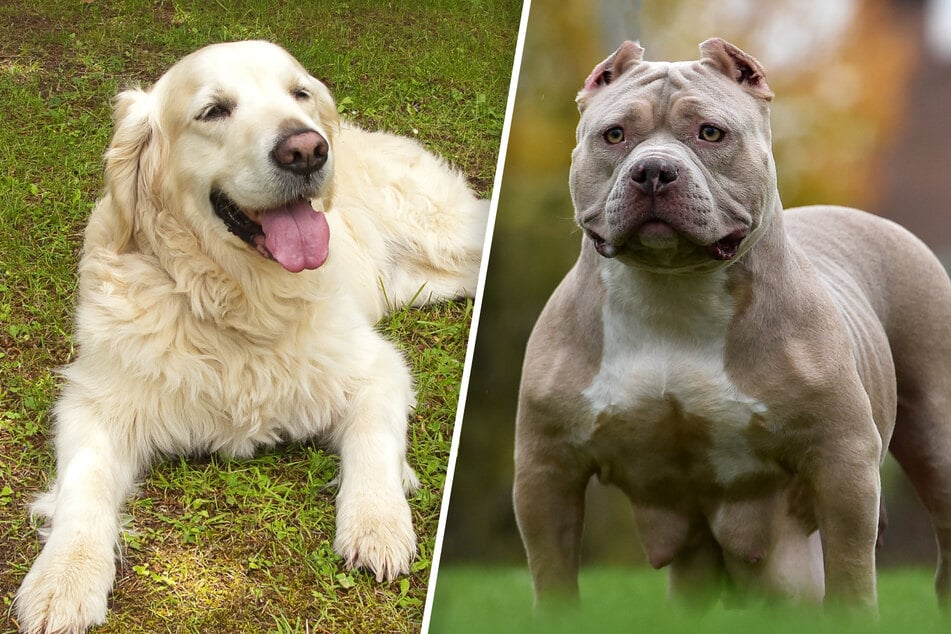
xmin=514 ymin=38 xmax=951 ymax=609
xmin=15 ymin=41 xmax=487 ymax=634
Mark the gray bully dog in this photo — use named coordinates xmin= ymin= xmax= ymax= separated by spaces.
xmin=513 ymin=38 xmax=951 ymax=609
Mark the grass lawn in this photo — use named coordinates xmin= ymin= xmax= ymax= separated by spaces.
xmin=0 ymin=1 xmax=520 ymax=632
xmin=428 ymin=565 xmax=949 ymax=633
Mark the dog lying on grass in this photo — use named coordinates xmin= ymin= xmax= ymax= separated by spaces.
xmin=16 ymin=40 xmax=487 ymax=634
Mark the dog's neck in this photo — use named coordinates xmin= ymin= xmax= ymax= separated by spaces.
xmin=590 ymin=199 xmax=794 ymax=326
xmin=124 ymin=200 xmax=319 ymax=339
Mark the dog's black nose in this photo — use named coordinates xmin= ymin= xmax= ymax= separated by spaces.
xmin=271 ymin=130 xmax=329 ymax=176
xmin=631 ymin=157 xmax=678 ymax=193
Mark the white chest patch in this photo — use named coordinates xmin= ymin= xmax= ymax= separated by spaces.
xmin=581 ymin=262 xmax=775 ymax=486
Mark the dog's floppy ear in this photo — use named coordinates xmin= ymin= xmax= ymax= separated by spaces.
xmin=700 ymin=38 xmax=773 ymax=102
xmin=98 ymin=87 xmax=158 ymax=252
xmin=576 ymin=40 xmax=644 ymax=111
xmin=310 ymin=77 xmax=340 ymax=212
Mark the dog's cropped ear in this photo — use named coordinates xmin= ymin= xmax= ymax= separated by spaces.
xmin=700 ymin=38 xmax=773 ymax=102
xmin=576 ymin=40 xmax=644 ymax=111
xmin=99 ymin=87 xmax=158 ymax=252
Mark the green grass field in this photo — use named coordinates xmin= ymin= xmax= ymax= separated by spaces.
xmin=0 ymin=1 xmax=520 ymax=632
xmin=429 ymin=565 xmax=949 ymax=633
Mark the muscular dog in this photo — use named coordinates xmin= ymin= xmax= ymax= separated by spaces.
xmin=514 ymin=38 xmax=951 ymax=609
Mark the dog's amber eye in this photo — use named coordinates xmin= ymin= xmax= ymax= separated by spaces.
xmin=699 ymin=124 xmax=725 ymax=143
xmin=603 ymin=127 xmax=625 ymax=145
xmin=197 ymin=102 xmax=233 ymax=121
xmin=292 ymin=87 xmax=311 ymax=101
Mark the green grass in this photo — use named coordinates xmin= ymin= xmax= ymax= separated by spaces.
xmin=0 ymin=1 xmax=519 ymax=632
xmin=429 ymin=566 xmax=949 ymax=633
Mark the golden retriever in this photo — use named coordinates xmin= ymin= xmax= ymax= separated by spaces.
xmin=15 ymin=40 xmax=487 ymax=634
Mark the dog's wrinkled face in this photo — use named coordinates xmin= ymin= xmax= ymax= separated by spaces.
xmin=571 ymin=39 xmax=777 ymax=272
xmin=110 ymin=41 xmax=340 ymax=273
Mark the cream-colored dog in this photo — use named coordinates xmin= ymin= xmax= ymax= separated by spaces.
xmin=515 ymin=38 xmax=951 ymax=610
xmin=16 ymin=41 xmax=487 ymax=634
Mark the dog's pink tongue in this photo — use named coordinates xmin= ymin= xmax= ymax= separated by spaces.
xmin=260 ymin=200 xmax=329 ymax=273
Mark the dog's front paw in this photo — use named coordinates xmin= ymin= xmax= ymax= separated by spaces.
xmin=15 ymin=538 xmax=115 ymax=634
xmin=334 ymin=491 xmax=416 ymax=582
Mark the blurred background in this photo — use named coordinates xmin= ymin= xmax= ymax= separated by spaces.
xmin=441 ymin=0 xmax=951 ymax=571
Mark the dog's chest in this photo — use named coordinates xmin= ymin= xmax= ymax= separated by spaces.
xmin=580 ymin=267 xmax=783 ymax=496
xmin=108 ymin=292 xmax=353 ymax=457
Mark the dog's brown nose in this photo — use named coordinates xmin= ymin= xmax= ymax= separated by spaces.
xmin=631 ymin=157 xmax=678 ymax=193
xmin=271 ymin=130 xmax=329 ymax=176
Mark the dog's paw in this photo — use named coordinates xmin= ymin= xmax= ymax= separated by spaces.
xmin=15 ymin=539 xmax=115 ymax=634
xmin=334 ymin=491 xmax=416 ymax=582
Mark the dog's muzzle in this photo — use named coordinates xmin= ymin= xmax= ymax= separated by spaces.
xmin=211 ymin=190 xmax=263 ymax=246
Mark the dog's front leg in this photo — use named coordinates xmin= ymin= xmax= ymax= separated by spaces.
xmin=513 ymin=430 xmax=590 ymax=605
xmin=332 ymin=334 xmax=417 ymax=582
xmin=806 ymin=427 xmax=883 ymax=608
xmin=16 ymin=393 xmax=143 ymax=634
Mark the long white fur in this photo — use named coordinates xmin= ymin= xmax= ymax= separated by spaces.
xmin=15 ymin=40 xmax=486 ymax=634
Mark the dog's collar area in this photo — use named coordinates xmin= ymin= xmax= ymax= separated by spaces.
xmin=211 ymin=190 xmax=263 ymax=245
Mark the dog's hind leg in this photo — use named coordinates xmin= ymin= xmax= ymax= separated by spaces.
xmin=889 ymin=385 xmax=951 ymax=606
xmin=15 ymin=389 xmax=144 ymax=634
xmin=883 ymin=257 xmax=951 ymax=607
xmin=666 ymin=524 xmax=726 ymax=610
xmin=380 ymin=197 xmax=490 ymax=310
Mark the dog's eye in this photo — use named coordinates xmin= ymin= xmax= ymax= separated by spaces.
xmin=699 ymin=124 xmax=725 ymax=143
xmin=197 ymin=102 xmax=234 ymax=122
xmin=291 ymin=87 xmax=311 ymax=101
xmin=603 ymin=127 xmax=625 ymax=145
